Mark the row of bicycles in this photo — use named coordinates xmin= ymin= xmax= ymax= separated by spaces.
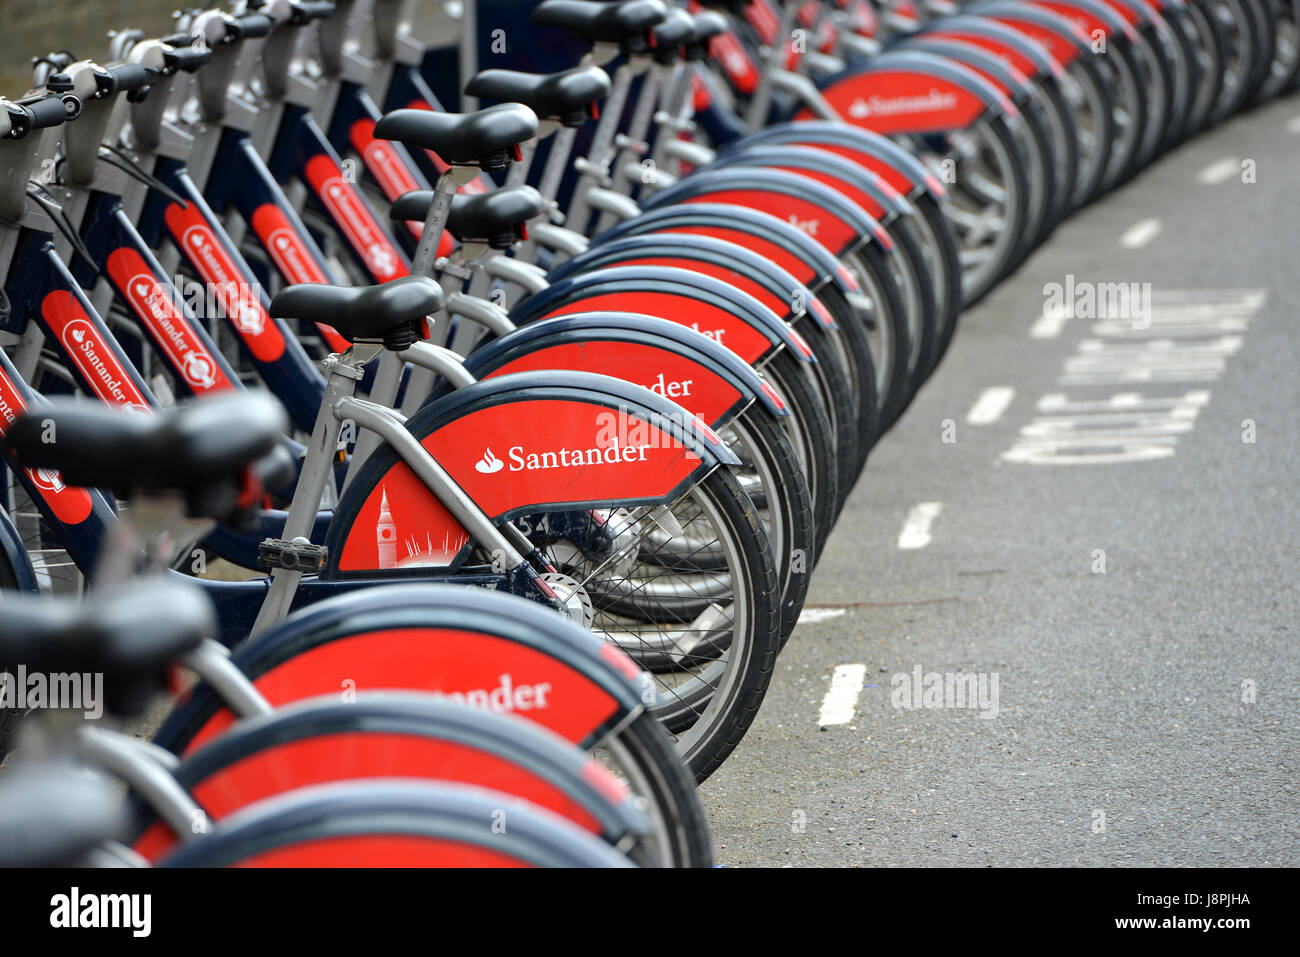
xmin=0 ymin=0 xmax=1291 ymax=867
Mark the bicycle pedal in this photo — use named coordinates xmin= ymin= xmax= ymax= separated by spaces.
xmin=258 ymin=538 xmax=328 ymax=573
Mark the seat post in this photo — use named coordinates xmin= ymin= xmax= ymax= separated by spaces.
xmin=563 ymin=55 xmax=648 ymax=236
xmin=344 ymin=167 xmax=473 ymax=487
xmin=252 ymin=343 xmax=379 ymax=634
xmin=410 ymin=165 xmax=480 ymax=278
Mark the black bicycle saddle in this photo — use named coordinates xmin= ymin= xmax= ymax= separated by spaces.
xmin=2 ymin=392 xmax=286 ymax=504
xmin=0 ymin=763 xmax=126 ymax=867
xmin=532 ymin=0 xmax=668 ymax=53
xmin=650 ymin=8 xmax=696 ymax=62
xmin=0 ymin=577 xmax=215 ymax=716
xmin=392 ymin=186 xmax=544 ymax=249
xmin=373 ymin=103 xmax=539 ymax=173
xmin=686 ymin=10 xmax=729 ymax=59
xmin=269 ymin=275 xmax=443 ymax=350
xmin=464 ymin=65 xmax=610 ymax=127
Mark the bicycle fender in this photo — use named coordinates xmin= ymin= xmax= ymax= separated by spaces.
xmin=454 ymin=311 xmax=788 ymax=422
xmin=156 ymin=779 xmax=632 ymax=868
xmin=921 ymin=16 xmax=1071 ymax=78
xmin=137 ymin=693 xmax=648 ymax=861
xmin=153 ymin=583 xmax=650 ymax=754
xmin=550 ymin=233 xmax=837 ymax=329
xmin=1019 ymin=0 xmax=1139 ymax=42
xmin=594 ymin=202 xmax=856 ymax=296
xmin=972 ymin=2 xmax=1095 ymax=67
xmin=512 ymin=265 xmax=817 ymax=365
xmin=709 ymin=144 xmax=916 ymax=224
xmin=804 ymin=49 xmax=1019 ymax=134
xmin=325 ymin=370 xmax=739 ymax=573
xmin=642 ymin=167 xmax=894 ymax=257
xmin=735 ymin=122 xmax=946 ymax=200
xmin=901 ymin=37 xmax=1038 ymax=99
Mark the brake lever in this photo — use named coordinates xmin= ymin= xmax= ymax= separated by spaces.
xmin=25 ymin=184 xmax=98 ymax=271
xmin=96 ymin=144 xmax=189 ymax=207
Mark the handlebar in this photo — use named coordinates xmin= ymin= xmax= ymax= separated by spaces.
xmin=93 ymin=62 xmax=160 ymax=97
xmin=161 ymin=42 xmax=213 ymax=74
xmin=4 ymin=91 xmax=81 ymax=138
xmin=228 ymin=12 xmax=275 ymax=41
xmin=292 ymin=1 xmax=338 ymax=25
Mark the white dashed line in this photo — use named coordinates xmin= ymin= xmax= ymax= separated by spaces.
xmin=1287 ymin=115 xmax=1300 ymax=134
xmin=1030 ymin=302 xmax=1069 ymax=339
xmin=817 ymin=664 xmax=867 ymax=726
xmin=967 ymin=386 xmax=1016 ymax=425
xmin=798 ymin=607 xmax=848 ymax=625
xmin=1197 ymin=157 xmax=1240 ymax=185
xmin=897 ymin=502 xmax=943 ymax=550
xmin=1119 ymin=217 xmax=1161 ymax=249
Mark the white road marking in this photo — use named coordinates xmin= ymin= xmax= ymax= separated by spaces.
xmin=967 ymin=386 xmax=1016 ymax=425
xmin=818 ymin=664 xmax=867 ymax=726
xmin=1119 ymin=217 xmax=1161 ymax=249
xmin=798 ymin=607 xmax=847 ymax=625
xmin=1003 ymin=291 xmax=1264 ymax=465
xmin=1029 ymin=301 xmax=1069 ymax=339
xmin=1197 ymin=157 xmax=1240 ymax=185
xmin=897 ymin=502 xmax=943 ymax=550
xmin=1287 ymin=115 xmax=1300 ymax=134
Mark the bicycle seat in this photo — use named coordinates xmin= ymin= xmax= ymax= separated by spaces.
xmin=532 ymin=0 xmax=667 ymax=53
xmin=650 ymin=8 xmax=696 ymax=62
xmin=373 ymin=103 xmax=538 ymax=173
xmin=0 ymin=578 xmax=214 ymax=715
xmin=0 ymin=763 xmax=126 ymax=867
xmin=464 ymin=66 xmax=610 ymax=127
xmin=692 ymin=0 xmax=750 ymax=12
xmin=2 ymin=393 xmax=285 ymax=503
xmin=392 ymin=186 xmax=545 ymax=249
xmin=686 ymin=11 xmax=729 ymax=58
xmin=269 ymin=275 xmax=442 ymax=350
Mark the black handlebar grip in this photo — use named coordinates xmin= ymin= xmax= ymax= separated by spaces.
xmin=23 ymin=94 xmax=77 ymax=130
xmin=105 ymin=62 xmax=159 ymax=94
xmin=293 ymin=1 xmax=338 ymax=24
xmin=231 ymin=13 xmax=275 ymax=39
xmin=160 ymin=31 xmax=201 ymax=48
xmin=165 ymin=45 xmax=214 ymax=73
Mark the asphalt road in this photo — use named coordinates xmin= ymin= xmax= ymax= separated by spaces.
xmin=699 ymin=93 xmax=1300 ymax=867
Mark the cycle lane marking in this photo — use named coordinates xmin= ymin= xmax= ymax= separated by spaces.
xmin=1119 ymin=218 xmax=1162 ymax=249
xmin=1029 ymin=301 xmax=1069 ymax=339
xmin=1196 ymin=157 xmax=1241 ymax=185
xmin=817 ymin=664 xmax=867 ymax=727
xmin=1002 ymin=290 xmax=1265 ymax=465
xmin=798 ymin=607 xmax=848 ymax=625
xmin=897 ymin=502 xmax=943 ymax=549
xmin=967 ymin=386 xmax=1016 ymax=425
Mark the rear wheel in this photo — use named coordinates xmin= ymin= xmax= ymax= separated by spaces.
xmin=719 ymin=409 xmax=816 ymax=645
xmin=1209 ymin=0 xmax=1266 ymax=121
xmin=1254 ymin=0 xmax=1300 ymax=98
xmin=536 ymin=467 xmax=782 ymax=783
xmin=906 ymin=113 xmax=1031 ymax=304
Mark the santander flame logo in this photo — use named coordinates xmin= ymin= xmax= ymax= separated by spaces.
xmin=475 ymin=447 xmax=504 ymax=474
xmin=31 ymin=468 xmax=66 ymax=493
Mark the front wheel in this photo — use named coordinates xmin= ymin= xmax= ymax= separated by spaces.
xmin=543 ymin=467 xmax=782 ymax=783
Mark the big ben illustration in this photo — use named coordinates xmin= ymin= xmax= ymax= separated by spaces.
xmin=376 ymin=486 xmax=397 ymax=569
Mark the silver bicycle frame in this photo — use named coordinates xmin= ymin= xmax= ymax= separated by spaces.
xmin=252 ymin=342 xmax=530 ymax=635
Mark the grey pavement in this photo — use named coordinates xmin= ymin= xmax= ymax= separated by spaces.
xmin=699 ymin=93 xmax=1300 ymax=867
